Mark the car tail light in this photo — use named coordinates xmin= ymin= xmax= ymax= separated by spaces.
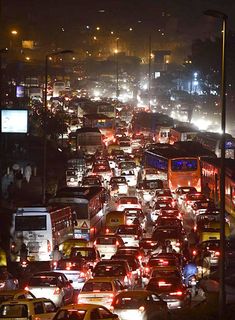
xmin=94 ymin=240 xmax=97 ymax=246
xmin=139 ymin=306 xmax=145 ymax=312
xmin=215 ymin=251 xmax=220 ymax=256
xmin=158 ymin=281 xmax=166 ymax=286
xmin=116 ymin=240 xmax=120 ymax=246
xmin=0 ymin=282 xmax=5 ymax=288
xmin=80 ymin=272 xmax=85 ymax=278
xmin=135 ymin=235 xmax=138 ymax=240
xmin=106 ymin=228 xmax=110 ymax=233
xmin=47 ymin=240 xmax=52 ymax=253
xmin=170 ymin=291 xmax=183 ymax=296
xmin=138 ymin=255 xmax=142 ymax=260
xmin=145 ymin=267 xmax=150 ymax=273
xmin=54 ymin=287 xmax=61 ymax=295
xmin=192 ymin=250 xmax=197 ymax=256
xmin=24 ymin=285 xmax=29 ymax=291
xmin=175 ymin=242 xmax=181 ymax=247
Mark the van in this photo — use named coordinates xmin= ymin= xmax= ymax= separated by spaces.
xmin=105 ymin=211 xmax=126 ymax=233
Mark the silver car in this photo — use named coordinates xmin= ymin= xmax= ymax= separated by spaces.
xmin=26 ymin=271 xmax=74 ymax=307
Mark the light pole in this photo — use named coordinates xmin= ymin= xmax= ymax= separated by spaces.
xmin=204 ymin=10 xmax=227 ymax=320
xmin=42 ymin=50 xmax=73 ymax=205
xmin=115 ymin=38 xmax=119 ymax=99
xmin=148 ymin=34 xmax=152 ymax=109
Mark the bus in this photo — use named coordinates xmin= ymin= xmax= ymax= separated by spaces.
xmin=201 ymin=157 xmax=235 ymax=218
xmin=53 ymin=81 xmax=66 ymax=97
xmin=10 ymin=206 xmax=73 ymax=262
xmin=49 ymin=186 xmax=106 ymax=240
xmin=169 ymin=126 xmax=198 ymax=144
xmin=144 ymin=142 xmax=215 ymax=191
xmin=83 ymin=114 xmax=115 ymax=144
xmin=69 ymin=127 xmax=104 ymax=154
xmin=194 ymin=131 xmax=235 ymax=159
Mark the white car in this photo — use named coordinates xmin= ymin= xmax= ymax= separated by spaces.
xmin=115 ymin=225 xmax=143 ymax=247
xmin=94 ymin=235 xmax=125 ymax=260
xmin=120 ymin=170 xmax=137 ymax=187
xmin=78 ymin=278 xmax=125 ymax=308
xmin=116 ymin=196 xmax=141 ymax=212
xmin=26 ymin=272 xmax=74 ymax=307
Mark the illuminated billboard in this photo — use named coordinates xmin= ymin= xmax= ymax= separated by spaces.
xmin=1 ymin=109 xmax=28 ymax=133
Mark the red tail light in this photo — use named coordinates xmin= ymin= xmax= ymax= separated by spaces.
xmin=192 ymin=250 xmax=197 ymax=256
xmin=106 ymin=228 xmax=110 ymax=233
xmin=24 ymin=286 xmax=29 ymax=291
xmin=170 ymin=291 xmax=183 ymax=296
xmin=145 ymin=267 xmax=150 ymax=273
xmin=53 ymin=287 xmax=61 ymax=295
xmin=47 ymin=240 xmax=51 ymax=253
xmin=116 ymin=240 xmax=120 ymax=246
xmin=94 ymin=240 xmax=97 ymax=246
xmin=215 ymin=251 xmax=220 ymax=256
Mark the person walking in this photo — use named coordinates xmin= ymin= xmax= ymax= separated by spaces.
xmin=15 ymin=170 xmax=23 ymax=189
xmin=19 ymin=243 xmax=28 ymax=262
xmin=203 ymin=182 xmax=211 ymax=199
xmin=24 ymin=164 xmax=32 ymax=183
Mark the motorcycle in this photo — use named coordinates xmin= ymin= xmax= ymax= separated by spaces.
xmin=185 ymin=274 xmax=198 ymax=297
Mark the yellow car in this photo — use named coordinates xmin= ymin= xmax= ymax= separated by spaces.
xmin=0 ymin=298 xmax=57 ymax=320
xmin=53 ymin=303 xmax=120 ymax=320
xmin=78 ymin=277 xmax=125 ymax=308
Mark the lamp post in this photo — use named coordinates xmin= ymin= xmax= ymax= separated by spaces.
xmin=204 ymin=10 xmax=227 ymax=320
xmin=115 ymin=38 xmax=119 ymax=99
xmin=148 ymin=34 xmax=152 ymax=109
xmin=42 ymin=50 xmax=73 ymax=205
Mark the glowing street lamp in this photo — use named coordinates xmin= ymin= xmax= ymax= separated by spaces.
xmin=11 ymin=30 xmax=18 ymax=35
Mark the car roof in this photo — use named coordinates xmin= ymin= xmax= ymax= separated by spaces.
xmin=0 ymin=298 xmax=53 ymax=304
xmin=58 ymin=303 xmax=109 ymax=310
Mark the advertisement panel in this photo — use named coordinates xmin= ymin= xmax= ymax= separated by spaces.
xmin=1 ymin=109 xmax=28 ymax=133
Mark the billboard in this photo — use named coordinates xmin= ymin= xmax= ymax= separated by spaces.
xmin=1 ymin=109 xmax=28 ymax=133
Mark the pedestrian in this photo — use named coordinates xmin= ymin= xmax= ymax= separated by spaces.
xmin=24 ymin=163 xmax=32 ymax=183
xmin=51 ymin=245 xmax=62 ymax=262
xmin=19 ymin=243 xmax=28 ymax=262
xmin=15 ymin=170 xmax=23 ymax=189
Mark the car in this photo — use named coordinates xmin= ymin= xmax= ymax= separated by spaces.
xmin=116 ymin=246 xmax=145 ymax=262
xmin=0 ymin=298 xmax=57 ymax=320
xmin=78 ymin=278 xmax=125 ymax=308
xmin=139 ymin=238 xmax=159 ymax=255
xmin=120 ymin=170 xmax=137 ymax=187
xmin=123 ymin=208 xmax=147 ymax=230
xmin=195 ymin=208 xmax=221 ymax=231
xmin=82 ymin=175 xmax=104 ymax=187
xmin=137 ymin=180 xmax=163 ymax=204
xmin=111 ymin=290 xmax=168 ymax=320
xmin=182 ymin=192 xmax=208 ymax=212
xmin=146 ymin=276 xmax=191 ymax=309
xmin=116 ymin=196 xmax=141 ymax=211
xmin=69 ymin=247 xmax=101 ymax=269
xmin=0 ymin=268 xmax=18 ymax=291
xmin=0 ymin=289 xmax=35 ymax=304
xmin=151 ymin=201 xmax=174 ymax=222
xmin=59 ymin=239 xmax=89 ymax=258
xmin=53 ymin=303 xmax=120 ymax=320
xmin=193 ymin=239 xmax=221 ymax=269
xmin=154 ymin=217 xmax=183 ymax=233
xmin=91 ymin=164 xmax=113 ymax=184
xmin=92 ymin=260 xmax=134 ymax=288
xmin=152 ymin=226 xmax=187 ymax=252
xmin=25 ymin=271 xmax=74 ymax=307
xmin=94 ymin=235 xmax=125 ymax=260
xmin=115 ymin=224 xmax=143 ymax=247
xmin=109 ymin=177 xmax=128 ymax=197
xmin=174 ymin=186 xmax=197 ymax=206
xmin=190 ymin=200 xmax=216 ymax=217
xmin=111 ymin=254 xmax=143 ymax=282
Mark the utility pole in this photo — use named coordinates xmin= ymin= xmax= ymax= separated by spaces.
xmin=148 ymin=34 xmax=151 ymax=109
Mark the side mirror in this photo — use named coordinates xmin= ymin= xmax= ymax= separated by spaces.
xmin=101 ymin=254 xmax=105 ymax=258
xmin=69 ymin=280 xmax=73 ymax=284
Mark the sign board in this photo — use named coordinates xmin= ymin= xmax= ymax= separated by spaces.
xmin=81 ymin=221 xmax=89 ymax=229
xmin=1 ymin=109 xmax=28 ymax=133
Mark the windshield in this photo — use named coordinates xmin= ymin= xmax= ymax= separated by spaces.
xmin=15 ymin=215 xmax=46 ymax=231
xmin=96 ymin=237 xmax=117 ymax=245
xmin=82 ymin=281 xmax=112 ymax=292
xmin=70 ymin=248 xmax=95 ymax=260
xmin=93 ymin=264 xmax=126 ymax=277
xmin=113 ymin=296 xmax=147 ymax=309
xmin=29 ymin=276 xmax=58 ymax=286
xmin=116 ymin=226 xmax=138 ymax=234
xmin=142 ymin=180 xmax=163 ymax=189
xmin=171 ymin=159 xmax=198 ymax=171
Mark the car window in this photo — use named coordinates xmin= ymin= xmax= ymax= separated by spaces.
xmin=90 ymin=308 xmax=101 ymax=319
xmin=29 ymin=276 xmax=58 ymax=286
xmin=44 ymin=300 xmax=57 ymax=313
xmin=98 ymin=307 xmax=113 ymax=319
xmin=96 ymin=237 xmax=116 ymax=245
xmin=82 ymin=282 xmax=112 ymax=292
xmin=25 ymin=292 xmax=35 ymax=299
xmin=0 ymin=304 xmax=28 ymax=317
xmin=114 ymin=280 xmax=123 ymax=291
xmin=34 ymin=301 xmax=44 ymax=314
xmin=54 ymin=310 xmax=86 ymax=320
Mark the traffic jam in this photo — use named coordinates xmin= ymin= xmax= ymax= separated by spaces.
xmin=1 ymin=104 xmax=234 ymax=320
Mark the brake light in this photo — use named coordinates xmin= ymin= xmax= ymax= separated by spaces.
xmin=106 ymin=228 xmax=110 ymax=233
xmin=135 ymin=235 xmax=138 ymax=240
xmin=215 ymin=251 xmax=220 ymax=256
xmin=24 ymin=286 xmax=29 ymax=291
xmin=158 ymin=281 xmax=166 ymax=286
xmin=192 ymin=250 xmax=197 ymax=256
xmin=145 ymin=267 xmax=150 ymax=273
xmin=176 ymin=242 xmax=181 ymax=247
xmin=170 ymin=291 xmax=183 ymax=296
xmin=116 ymin=240 xmax=120 ymax=246
xmin=138 ymin=255 xmax=142 ymax=260
xmin=54 ymin=287 xmax=61 ymax=295
xmin=47 ymin=240 xmax=51 ymax=253
xmin=94 ymin=240 xmax=97 ymax=246
xmin=80 ymin=272 xmax=85 ymax=277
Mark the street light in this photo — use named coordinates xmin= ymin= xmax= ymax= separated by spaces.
xmin=42 ymin=49 xmax=73 ymax=205
xmin=115 ymin=38 xmax=119 ymax=99
xmin=204 ymin=9 xmax=227 ymax=320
